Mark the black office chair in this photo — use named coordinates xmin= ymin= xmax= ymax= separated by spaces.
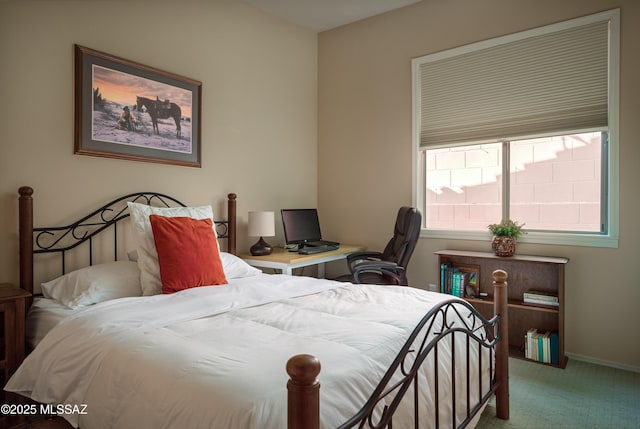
xmin=337 ymin=206 xmax=422 ymax=286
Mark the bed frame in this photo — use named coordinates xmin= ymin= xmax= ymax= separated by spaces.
xmin=16 ymin=186 xmax=509 ymax=429
xmin=18 ymin=186 xmax=236 ymax=299
xmin=287 ymin=269 xmax=510 ymax=428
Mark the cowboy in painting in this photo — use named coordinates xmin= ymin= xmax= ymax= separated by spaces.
xmin=116 ymin=105 xmax=138 ymax=131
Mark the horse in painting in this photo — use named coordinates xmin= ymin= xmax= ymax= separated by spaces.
xmin=135 ymin=96 xmax=182 ymax=138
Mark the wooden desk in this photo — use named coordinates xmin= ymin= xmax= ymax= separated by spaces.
xmin=240 ymin=245 xmax=364 ymax=277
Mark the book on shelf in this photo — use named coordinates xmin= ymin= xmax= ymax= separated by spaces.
xmin=524 ymin=328 xmax=559 ymax=365
xmin=523 ymin=298 xmax=559 ymax=307
xmin=549 ymin=332 xmax=559 ymax=365
xmin=439 ymin=263 xmax=470 ymax=298
xmin=526 ymin=328 xmax=536 ymax=360
xmin=524 ymin=289 xmax=558 ymax=302
xmin=523 ymin=289 xmax=558 ymax=307
xmin=440 ymin=262 xmax=450 ymax=294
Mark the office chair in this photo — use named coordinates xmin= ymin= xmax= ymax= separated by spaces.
xmin=337 ymin=206 xmax=422 ymax=286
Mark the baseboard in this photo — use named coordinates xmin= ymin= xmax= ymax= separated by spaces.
xmin=566 ymin=352 xmax=640 ymax=373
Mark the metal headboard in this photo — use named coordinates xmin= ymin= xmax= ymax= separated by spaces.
xmin=18 ymin=186 xmax=237 ymax=296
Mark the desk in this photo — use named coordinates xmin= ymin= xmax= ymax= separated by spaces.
xmin=240 ymin=245 xmax=364 ymax=277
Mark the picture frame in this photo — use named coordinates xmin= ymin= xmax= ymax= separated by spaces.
xmin=74 ymin=45 xmax=202 ymax=167
xmin=456 ymin=264 xmax=481 ymax=297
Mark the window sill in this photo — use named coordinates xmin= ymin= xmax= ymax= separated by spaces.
xmin=421 ymin=229 xmax=618 ymax=249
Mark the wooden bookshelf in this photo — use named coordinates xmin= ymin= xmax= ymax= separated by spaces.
xmin=436 ymin=250 xmax=569 ymax=368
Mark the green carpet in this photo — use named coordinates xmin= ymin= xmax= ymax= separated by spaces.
xmin=476 ymin=358 xmax=640 ymax=429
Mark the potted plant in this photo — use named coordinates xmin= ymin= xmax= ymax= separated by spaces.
xmin=487 ymin=219 xmax=526 ymax=257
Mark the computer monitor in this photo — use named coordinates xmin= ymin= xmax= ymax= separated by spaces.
xmin=281 ymin=209 xmax=322 ymax=249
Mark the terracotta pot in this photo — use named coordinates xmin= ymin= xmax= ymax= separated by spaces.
xmin=491 ymin=235 xmax=516 ymax=257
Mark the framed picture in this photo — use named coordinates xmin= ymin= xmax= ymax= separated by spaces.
xmin=456 ymin=264 xmax=480 ymax=297
xmin=74 ymin=45 xmax=202 ymax=167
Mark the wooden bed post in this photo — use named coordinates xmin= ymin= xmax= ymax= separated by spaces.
xmin=492 ymin=269 xmax=509 ymax=420
xmin=286 ymin=354 xmax=320 ymax=429
xmin=18 ymin=187 xmax=34 ymax=299
xmin=227 ymin=193 xmax=237 ymax=255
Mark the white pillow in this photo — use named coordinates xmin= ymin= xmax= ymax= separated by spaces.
xmin=127 ymin=202 xmax=221 ymax=296
xmin=41 ymin=261 xmax=141 ymax=309
xmin=128 ymin=249 xmax=261 ymax=279
xmin=127 ymin=249 xmax=139 ymax=262
xmin=220 ymin=252 xmax=262 ymax=278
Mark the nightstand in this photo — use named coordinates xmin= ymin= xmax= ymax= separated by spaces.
xmin=0 ymin=284 xmax=31 ymax=390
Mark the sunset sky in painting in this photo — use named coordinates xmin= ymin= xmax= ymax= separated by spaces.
xmin=92 ymin=65 xmax=192 ymax=118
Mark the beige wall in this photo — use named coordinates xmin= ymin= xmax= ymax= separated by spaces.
xmin=319 ymin=0 xmax=640 ymax=369
xmin=0 ymin=1 xmax=317 ymax=279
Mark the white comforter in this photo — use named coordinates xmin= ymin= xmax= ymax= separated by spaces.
xmin=6 ymin=274 xmax=489 ymax=428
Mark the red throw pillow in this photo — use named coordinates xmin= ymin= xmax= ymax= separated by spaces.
xmin=149 ymin=215 xmax=228 ymax=294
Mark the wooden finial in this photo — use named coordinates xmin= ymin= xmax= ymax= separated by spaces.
xmin=287 ymin=354 xmax=321 ymax=429
xmin=19 ymin=186 xmax=33 ymax=197
xmin=492 ymin=269 xmax=508 ymax=285
xmin=286 ymin=354 xmax=321 ymax=384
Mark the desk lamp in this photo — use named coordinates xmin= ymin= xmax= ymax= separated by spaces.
xmin=248 ymin=211 xmax=275 ymax=256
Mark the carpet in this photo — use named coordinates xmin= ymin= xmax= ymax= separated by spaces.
xmin=476 ymin=358 xmax=640 ymax=429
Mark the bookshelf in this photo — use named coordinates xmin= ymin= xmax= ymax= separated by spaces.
xmin=435 ymin=250 xmax=569 ymax=368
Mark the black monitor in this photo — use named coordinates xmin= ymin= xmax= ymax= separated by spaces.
xmin=281 ymin=209 xmax=322 ymax=249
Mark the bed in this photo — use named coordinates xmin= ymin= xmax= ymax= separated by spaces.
xmin=6 ymin=186 xmax=509 ymax=429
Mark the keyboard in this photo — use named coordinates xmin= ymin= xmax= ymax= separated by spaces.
xmin=305 ymin=240 xmax=340 ymax=247
xmin=298 ymin=244 xmax=339 ymax=254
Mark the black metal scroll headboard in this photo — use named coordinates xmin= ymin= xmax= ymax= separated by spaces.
xmin=18 ymin=186 xmax=237 ymax=296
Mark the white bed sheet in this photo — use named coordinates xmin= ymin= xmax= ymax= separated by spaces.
xmin=7 ymin=274 xmax=491 ymax=429
xmin=26 ymin=297 xmax=79 ymax=349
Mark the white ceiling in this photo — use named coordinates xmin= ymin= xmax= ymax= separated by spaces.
xmin=243 ymin=0 xmax=421 ymax=32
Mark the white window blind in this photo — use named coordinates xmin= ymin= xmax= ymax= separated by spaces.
xmin=416 ymin=16 xmax=611 ymax=148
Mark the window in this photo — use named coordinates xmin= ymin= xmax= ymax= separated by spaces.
xmin=412 ymin=10 xmax=619 ymax=247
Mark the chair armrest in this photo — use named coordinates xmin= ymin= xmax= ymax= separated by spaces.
xmin=346 ymin=251 xmax=384 ymax=272
xmin=347 ymin=251 xmax=383 ymax=262
xmin=352 ymin=261 xmax=405 ymax=284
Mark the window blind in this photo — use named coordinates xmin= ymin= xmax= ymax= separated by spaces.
xmin=417 ymin=18 xmax=610 ymax=148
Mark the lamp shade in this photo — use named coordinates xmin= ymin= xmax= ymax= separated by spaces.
xmin=248 ymin=211 xmax=275 ymax=237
